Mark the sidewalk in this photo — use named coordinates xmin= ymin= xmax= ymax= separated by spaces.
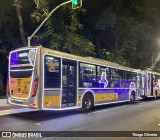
xmin=0 ymin=99 xmax=22 ymax=110
xmin=0 ymin=99 xmax=36 ymax=116
xmin=0 ymin=99 xmax=8 ymax=107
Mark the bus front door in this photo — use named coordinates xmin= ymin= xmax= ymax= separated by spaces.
xmin=62 ymin=59 xmax=77 ymax=107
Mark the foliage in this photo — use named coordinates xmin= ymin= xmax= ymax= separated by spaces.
xmin=92 ymin=0 xmax=151 ymax=67
xmin=1 ymin=0 xmax=160 ymax=92
xmin=31 ymin=0 xmax=95 ymax=56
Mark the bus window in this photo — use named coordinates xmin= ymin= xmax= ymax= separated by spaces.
xmin=10 ymin=49 xmax=36 ymax=70
xmin=154 ymin=74 xmax=160 ymax=88
xmin=125 ymin=71 xmax=133 ymax=88
xmin=79 ymin=63 xmax=96 ymax=88
xmin=110 ymin=68 xmax=122 ymax=88
xmin=44 ymin=55 xmax=61 ymax=88
xmin=132 ymin=72 xmax=137 ymax=86
xmin=97 ymin=66 xmax=106 ymax=80
xmin=97 ymin=66 xmax=110 ymax=88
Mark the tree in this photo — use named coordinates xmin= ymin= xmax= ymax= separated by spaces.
xmin=13 ymin=0 xmax=27 ymax=46
xmin=83 ymin=0 xmax=154 ymax=68
xmin=31 ymin=0 xmax=95 ymax=56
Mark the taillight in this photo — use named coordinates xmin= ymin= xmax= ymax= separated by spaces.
xmin=32 ymin=78 xmax=38 ymax=97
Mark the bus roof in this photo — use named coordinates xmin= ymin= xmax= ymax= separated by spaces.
xmin=41 ymin=46 xmax=138 ymax=72
xmin=145 ymin=70 xmax=160 ymax=75
xmin=10 ymin=45 xmax=141 ymax=72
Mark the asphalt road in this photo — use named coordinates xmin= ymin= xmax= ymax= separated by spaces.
xmin=0 ymin=99 xmax=160 ymax=140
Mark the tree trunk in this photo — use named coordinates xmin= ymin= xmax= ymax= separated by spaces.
xmin=14 ymin=0 xmax=27 ymax=47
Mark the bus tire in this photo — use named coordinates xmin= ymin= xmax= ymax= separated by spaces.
xmin=130 ymin=91 xmax=135 ymax=103
xmin=80 ymin=94 xmax=94 ymax=112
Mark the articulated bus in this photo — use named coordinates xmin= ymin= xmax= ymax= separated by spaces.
xmin=7 ymin=45 xmax=160 ymax=112
xmin=140 ymin=71 xmax=160 ymax=98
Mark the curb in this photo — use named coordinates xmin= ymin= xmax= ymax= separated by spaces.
xmin=0 ymin=108 xmax=36 ymax=116
xmin=0 ymin=99 xmax=7 ymax=101
xmin=0 ymin=99 xmax=37 ymax=116
xmin=0 ymin=99 xmax=8 ymax=106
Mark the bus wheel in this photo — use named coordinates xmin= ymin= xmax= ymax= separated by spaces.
xmin=130 ymin=92 xmax=135 ymax=103
xmin=81 ymin=94 xmax=94 ymax=112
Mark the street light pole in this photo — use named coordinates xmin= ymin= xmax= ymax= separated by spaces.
xmin=27 ymin=0 xmax=72 ymax=47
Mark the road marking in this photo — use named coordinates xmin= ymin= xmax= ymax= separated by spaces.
xmin=88 ymin=109 xmax=109 ymax=114
xmin=0 ymin=108 xmax=37 ymax=116
xmin=36 ymin=123 xmax=41 ymax=126
xmin=88 ymin=105 xmax=126 ymax=114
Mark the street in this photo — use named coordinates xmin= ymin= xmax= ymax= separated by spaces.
xmin=0 ymin=99 xmax=160 ymax=140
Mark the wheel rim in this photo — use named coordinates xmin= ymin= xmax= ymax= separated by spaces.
xmin=84 ymin=98 xmax=91 ymax=109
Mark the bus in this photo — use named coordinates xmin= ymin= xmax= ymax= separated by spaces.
xmin=139 ymin=71 xmax=160 ymax=98
xmin=7 ymin=45 xmax=159 ymax=112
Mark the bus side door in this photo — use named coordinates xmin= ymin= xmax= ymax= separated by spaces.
xmin=62 ymin=59 xmax=77 ymax=107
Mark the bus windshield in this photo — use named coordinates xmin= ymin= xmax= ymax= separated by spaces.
xmin=10 ymin=49 xmax=37 ymax=70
